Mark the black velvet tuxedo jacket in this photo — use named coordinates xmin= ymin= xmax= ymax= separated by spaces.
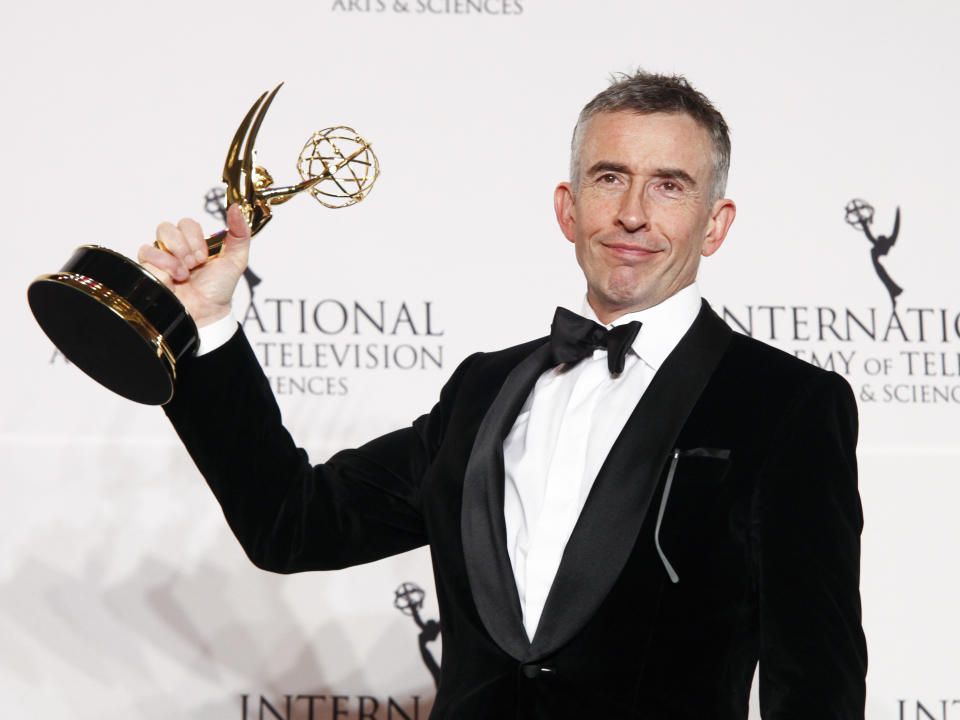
xmin=165 ymin=300 xmax=867 ymax=719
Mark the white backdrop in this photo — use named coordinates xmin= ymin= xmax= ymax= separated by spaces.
xmin=3 ymin=1 xmax=958 ymax=717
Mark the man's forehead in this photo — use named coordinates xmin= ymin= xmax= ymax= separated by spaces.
xmin=581 ymin=110 xmax=713 ymax=169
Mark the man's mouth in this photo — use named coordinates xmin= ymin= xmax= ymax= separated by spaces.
xmin=602 ymin=242 xmax=661 ymax=257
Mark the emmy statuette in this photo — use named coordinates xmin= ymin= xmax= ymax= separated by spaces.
xmin=28 ymin=84 xmax=379 ymax=405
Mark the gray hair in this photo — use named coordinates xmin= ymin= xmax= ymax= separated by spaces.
xmin=570 ymin=71 xmax=731 ymax=204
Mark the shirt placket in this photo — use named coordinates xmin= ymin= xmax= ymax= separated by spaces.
xmin=522 ymin=350 xmax=607 ymax=637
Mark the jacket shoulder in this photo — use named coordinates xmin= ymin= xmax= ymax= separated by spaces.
xmin=453 ymin=336 xmax=549 ymax=380
xmin=724 ymin=330 xmax=851 ymax=391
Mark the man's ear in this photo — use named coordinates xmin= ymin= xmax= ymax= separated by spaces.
xmin=554 ymin=182 xmax=577 ymax=243
xmin=701 ymin=198 xmax=736 ymax=257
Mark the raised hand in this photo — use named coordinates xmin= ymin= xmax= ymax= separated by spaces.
xmin=138 ymin=204 xmax=251 ymax=327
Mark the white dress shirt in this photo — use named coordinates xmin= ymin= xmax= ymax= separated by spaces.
xmin=502 ymin=284 xmax=702 ymax=640
xmin=196 ymin=313 xmax=240 ymax=356
xmin=197 ymin=284 xmax=703 ymax=640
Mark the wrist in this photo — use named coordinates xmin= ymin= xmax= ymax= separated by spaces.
xmin=194 ymin=304 xmax=232 ymax=329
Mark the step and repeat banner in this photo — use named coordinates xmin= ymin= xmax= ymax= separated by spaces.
xmin=2 ymin=0 xmax=957 ymax=717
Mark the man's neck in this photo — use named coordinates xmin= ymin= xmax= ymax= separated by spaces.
xmin=587 ymin=283 xmax=697 ymax=325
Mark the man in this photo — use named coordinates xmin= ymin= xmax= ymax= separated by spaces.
xmin=140 ymin=72 xmax=867 ymax=719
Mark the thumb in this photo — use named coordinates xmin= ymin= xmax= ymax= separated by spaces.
xmin=221 ymin=203 xmax=252 ymax=261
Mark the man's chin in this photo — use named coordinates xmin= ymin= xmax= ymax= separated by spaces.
xmin=600 ymin=278 xmax=658 ymax=307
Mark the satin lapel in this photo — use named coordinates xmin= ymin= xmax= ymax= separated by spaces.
xmin=461 ymin=341 xmax=554 ymax=661
xmin=529 ymin=301 xmax=733 ymax=659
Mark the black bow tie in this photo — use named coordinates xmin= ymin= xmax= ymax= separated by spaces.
xmin=549 ymin=307 xmax=642 ymax=375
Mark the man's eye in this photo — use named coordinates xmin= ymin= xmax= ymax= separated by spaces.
xmin=597 ymin=173 xmax=620 ymax=184
xmin=661 ymin=181 xmax=679 ymax=192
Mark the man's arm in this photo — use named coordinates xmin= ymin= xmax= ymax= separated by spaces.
xmin=756 ymin=372 xmax=867 ymax=718
xmin=140 ymin=206 xmax=466 ymax=571
xmin=163 ymin=327 xmax=476 ymax=572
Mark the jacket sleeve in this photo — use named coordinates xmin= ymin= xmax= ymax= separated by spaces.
xmin=163 ymin=327 xmax=476 ymax=573
xmin=755 ymin=371 xmax=868 ymax=719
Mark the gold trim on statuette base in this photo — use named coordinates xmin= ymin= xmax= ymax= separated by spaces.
xmin=35 ymin=272 xmax=178 ymax=380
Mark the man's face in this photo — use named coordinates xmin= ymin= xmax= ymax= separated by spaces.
xmin=554 ymin=111 xmax=735 ymax=323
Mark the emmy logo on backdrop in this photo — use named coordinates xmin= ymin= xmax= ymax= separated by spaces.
xmin=394 ymin=582 xmax=441 ymax=688
xmin=28 ymin=84 xmax=379 ymax=404
xmin=844 ymin=198 xmax=903 ymax=309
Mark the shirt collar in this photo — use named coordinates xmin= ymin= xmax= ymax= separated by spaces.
xmin=577 ymin=283 xmax=702 ymax=371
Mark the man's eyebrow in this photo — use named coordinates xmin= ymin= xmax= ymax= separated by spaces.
xmin=653 ymin=167 xmax=697 ymax=187
xmin=585 ymin=161 xmax=632 ymax=176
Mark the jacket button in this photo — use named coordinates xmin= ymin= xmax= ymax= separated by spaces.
xmin=520 ymin=663 xmax=554 ymax=678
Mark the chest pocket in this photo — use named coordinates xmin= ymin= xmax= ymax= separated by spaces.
xmin=654 ymin=448 xmax=732 ymax=584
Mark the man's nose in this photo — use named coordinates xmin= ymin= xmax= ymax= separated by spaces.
xmin=616 ymin=189 xmax=649 ymax=232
